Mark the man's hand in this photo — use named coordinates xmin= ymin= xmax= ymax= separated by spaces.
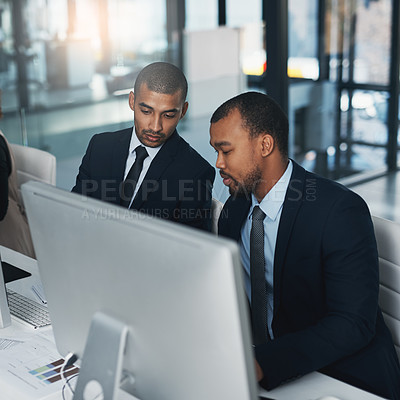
xmin=255 ymin=360 xmax=264 ymax=381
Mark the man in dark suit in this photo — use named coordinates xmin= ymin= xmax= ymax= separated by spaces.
xmin=210 ymin=91 xmax=400 ymax=399
xmin=72 ymin=62 xmax=215 ymax=231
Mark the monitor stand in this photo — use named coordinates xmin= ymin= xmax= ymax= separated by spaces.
xmin=0 ymin=254 xmax=11 ymax=328
xmin=73 ymin=311 xmax=129 ymax=400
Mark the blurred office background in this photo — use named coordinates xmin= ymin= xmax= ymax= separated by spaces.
xmin=0 ymin=0 xmax=399 ymax=217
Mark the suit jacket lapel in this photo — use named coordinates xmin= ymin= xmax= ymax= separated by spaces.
xmin=273 ymin=160 xmax=306 ymax=312
xmin=112 ymin=128 xmax=132 ymax=204
xmin=231 ymin=197 xmax=252 ymax=241
xmin=218 ymin=194 xmax=251 ymax=241
xmin=131 ymin=130 xmax=179 ymax=210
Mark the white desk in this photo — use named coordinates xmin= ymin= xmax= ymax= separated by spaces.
xmin=261 ymin=372 xmax=386 ymax=400
xmin=0 ymin=246 xmax=386 ymax=400
xmin=0 ymin=246 xmax=62 ymax=400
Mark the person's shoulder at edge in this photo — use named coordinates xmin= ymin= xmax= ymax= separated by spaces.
xmin=0 ymin=133 xmax=10 ymax=221
xmin=0 ymin=132 xmax=11 ymax=177
xmin=0 ymin=131 xmax=6 ymax=147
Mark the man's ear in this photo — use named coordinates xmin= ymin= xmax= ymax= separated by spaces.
xmin=261 ymin=134 xmax=274 ymax=157
xmin=180 ymin=101 xmax=189 ymax=119
xmin=129 ymin=91 xmax=135 ymax=111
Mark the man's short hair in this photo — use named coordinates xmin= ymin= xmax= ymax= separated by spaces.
xmin=134 ymin=62 xmax=188 ymax=102
xmin=210 ymin=91 xmax=289 ymax=158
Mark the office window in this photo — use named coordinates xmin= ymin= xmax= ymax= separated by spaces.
xmin=353 ymin=0 xmax=391 ymax=85
xmin=288 ymin=0 xmax=318 ymax=80
xmin=340 ymin=89 xmax=388 ymax=171
xmin=108 ymin=0 xmax=167 ymax=66
xmin=0 ymin=0 xmax=168 ymax=177
xmin=331 ymin=0 xmax=391 ymax=85
xmin=185 ymin=0 xmax=218 ymax=31
xmin=350 ymin=143 xmax=387 ymax=171
xmin=226 ymin=0 xmax=261 ymax=27
xmin=225 ymin=0 xmax=263 ymax=84
xmin=42 ymin=0 xmax=68 ymax=39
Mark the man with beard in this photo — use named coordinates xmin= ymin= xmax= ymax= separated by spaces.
xmin=73 ymin=62 xmax=215 ymax=231
xmin=209 ymin=91 xmax=400 ymax=399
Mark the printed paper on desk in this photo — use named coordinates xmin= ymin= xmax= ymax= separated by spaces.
xmin=0 ymin=332 xmax=78 ymax=399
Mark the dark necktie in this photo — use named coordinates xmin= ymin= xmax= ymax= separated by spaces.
xmin=120 ymin=146 xmax=148 ymax=208
xmin=250 ymin=205 xmax=268 ymax=345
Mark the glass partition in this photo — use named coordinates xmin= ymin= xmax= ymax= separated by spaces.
xmin=0 ymin=0 xmax=167 ymax=189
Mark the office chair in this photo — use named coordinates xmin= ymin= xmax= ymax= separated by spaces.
xmin=10 ymin=143 xmax=56 ymax=192
xmin=372 ymin=215 xmax=400 ymax=361
xmin=0 ymin=143 xmax=54 ymax=258
xmin=211 ymin=197 xmax=224 ymax=234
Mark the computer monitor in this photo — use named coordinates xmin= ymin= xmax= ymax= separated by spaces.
xmin=21 ymin=181 xmax=259 ymax=400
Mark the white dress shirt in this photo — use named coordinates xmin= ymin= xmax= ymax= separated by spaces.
xmin=239 ymin=160 xmax=293 ymax=339
xmin=123 ymin=127 xmax=164 ymax=207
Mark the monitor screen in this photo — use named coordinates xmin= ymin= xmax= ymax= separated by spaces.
xmin=0 ymin=252 xmax=32 ymax=329
xmin=22 ymin=181 xmax=258 ymax=400
xmin=2 ymin=260 xmax=31 ymax=283
xmin=0 ymin=254 xmax=11 ymax=328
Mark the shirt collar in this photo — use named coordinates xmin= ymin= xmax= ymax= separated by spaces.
xmin=129 ymin=126 xmax=163 ymax=160
xmin=250 ymin=159 xmax=293 ymax=221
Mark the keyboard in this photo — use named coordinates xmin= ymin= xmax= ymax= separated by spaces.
xmin=6 ymin=289 xmax=51 ymax=329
